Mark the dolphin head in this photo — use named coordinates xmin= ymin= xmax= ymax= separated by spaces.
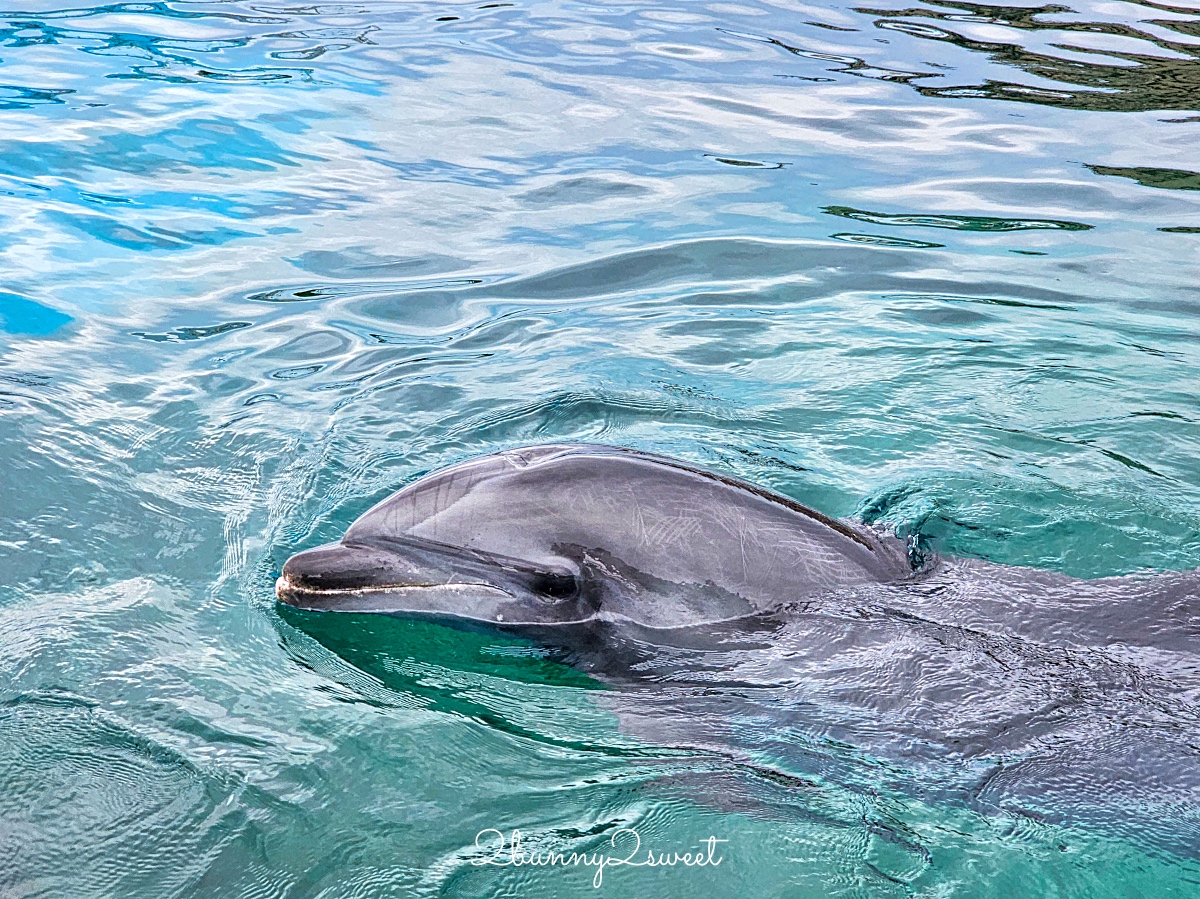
xmin=275 ymin=535 xmax=595 ymax=629
xmin=274 ymin=443 xmax=907 ymax=639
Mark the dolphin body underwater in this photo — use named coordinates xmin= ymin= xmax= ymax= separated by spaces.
xmin=277 ymin=443 xmax=1200 ymax=857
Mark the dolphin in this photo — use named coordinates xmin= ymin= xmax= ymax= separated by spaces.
xmin=276 ymin=443 xmax=1200 ymax=859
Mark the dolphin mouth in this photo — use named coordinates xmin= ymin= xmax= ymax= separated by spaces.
xmin=275 ymin=572 xmax=493 ymax=600
xmin=273 ymin=539 xmax=584 ymax=626
xmin=275 ymin=575 xmax=585 ymax=630
xmin=274 ymin=532 xmax=599 ymax=628
xmin=275 ymin=573 xmax=517 ymax=615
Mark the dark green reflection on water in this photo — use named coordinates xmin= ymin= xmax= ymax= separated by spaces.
xmin=1088 ymin=164 xmax=1200 ymax=191
xmin=831 ymin=232 xmax=945 ymax=248
xmin=278 ymin=606 xmax=600 ymax=692
xmin=856 ymin=1 xmax=1200 ymax=112
xmin=824 ymin=206 xmax=1093 ymax=231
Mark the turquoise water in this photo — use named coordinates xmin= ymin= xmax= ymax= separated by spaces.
xmin=2 ymin=0 xmax=1199 ymax=895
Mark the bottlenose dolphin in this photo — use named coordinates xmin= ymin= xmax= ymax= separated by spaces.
xmin=276 ymin=443 xmax=1200 ymax=858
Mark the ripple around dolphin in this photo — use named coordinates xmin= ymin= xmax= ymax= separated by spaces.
xmin=0 ymin=691 xmax=243 ymax=897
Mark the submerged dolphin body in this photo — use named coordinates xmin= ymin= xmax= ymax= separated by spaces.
xmin=277 ymin=444 xmax=1200 ymax=857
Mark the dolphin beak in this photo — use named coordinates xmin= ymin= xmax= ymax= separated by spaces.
xmin=276 ymin=541 xmax=406 ymax=603
xmin=274 ymin=536 xmax=595 ymax=628
xmin=275 ymin=540 xmax=465 ymax=611
xmin=274 ymin=539 xmax=519 ymax=619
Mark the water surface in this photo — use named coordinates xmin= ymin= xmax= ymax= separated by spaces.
xmin=1 ymin=1 xmax=1199 ymax=896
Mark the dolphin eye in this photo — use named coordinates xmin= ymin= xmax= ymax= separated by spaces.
xmin=530 ymin=571 xmax=579 ymax=601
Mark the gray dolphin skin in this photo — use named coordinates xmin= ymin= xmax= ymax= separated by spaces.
xmin=276 ymin=442 xmax=914 ymax=630
xmin=277 ymin=443 xmax=1200 ymax=857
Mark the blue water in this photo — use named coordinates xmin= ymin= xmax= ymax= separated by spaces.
xmin=2 ymin=1 xmax=1199 ymax=895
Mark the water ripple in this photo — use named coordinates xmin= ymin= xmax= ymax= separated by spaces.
xmin=1 ymin=0 xmax=1199 ymax=895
